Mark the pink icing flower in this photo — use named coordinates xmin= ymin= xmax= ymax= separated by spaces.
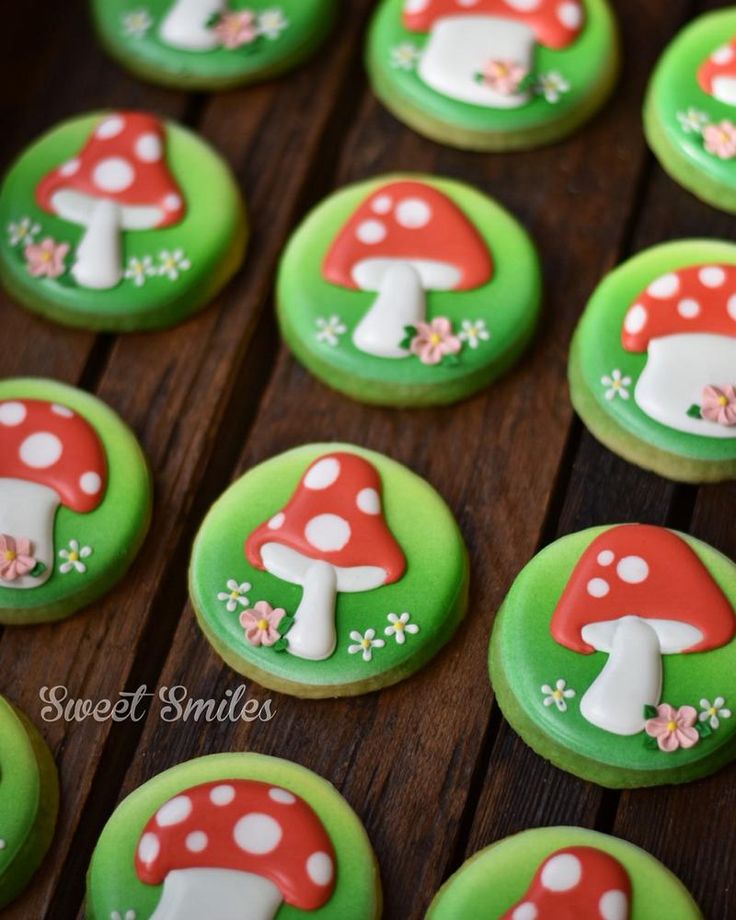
xmin=645 ymin=703 xmax=700 ymax=752
xmin=240 ymin=600 xmax=286 ymax=647
xmin=410 ymin=317 xmax=462 ymax=366
xmin=0 ymin=534 xmax=37 ymax=582
xmin=25 ymin=237 xmax=69 ymax=279
xmin=213 ymin=11 xmax=258 ymax=49
xmin=479 ymin=59 xmax=528 ymax=95
xmin=701 ymin=385 xmax=736 ymax=426
xmin=704 ymin=121 xmax=736 ymax=159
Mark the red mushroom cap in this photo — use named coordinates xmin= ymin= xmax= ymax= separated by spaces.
xmin=550 ymin=525 xmax=735 ymax=655
xmin=246 ymin=452 xmax=406 ymax=585
xmin=323 ymin=180 xmax=492 ymax=293
xmin=135 ymin=779 xmax=336 ymax=910
xmin=0 ymin=398 xmax=107 ymax=513
xmin=501 ymin=846 xmax=632 ymax=920
xmin=621 ymin=264 xmax=736 ymax=353
xmin=36 ymin=111 xmax=185 ymax=230
xmin=402 ymin=0 xmax=585 ymax=50
xmin=698 ymin=38 xmax=736 ymax=105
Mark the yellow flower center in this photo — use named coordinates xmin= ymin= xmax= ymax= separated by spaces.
xmin=257 ymin=618 xmax=269 ymax=632
xmin=709 ymin=707 xmax=718 ymax=716
xmin=361 ymin=638 xmax=371 ymax=649
xmin=394 ymin=621 xmax=405 ymax=631
xmin=3 ymin=550 xmax=16 ymax=562
xmin=40 ymin=250 xmax=53 ymax=263
xmin=553 ymin=689 xmax=563 ymax=700
xmin=68 ymin=551 xmax=79 ymax=562
xmin=230 ymin=590 xmax=240 ymax=599
xmin=718 ymin=395 xmax=729 ymax=407
xmin=666 ymin=720 xmax=678 ymax=732
xmin=429 ymin=333 xmax=442 ymax=346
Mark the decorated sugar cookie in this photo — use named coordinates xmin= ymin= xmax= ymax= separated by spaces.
xmin=427 ymin=827 xmax=702 ymax=919
xmin=0 ymin=694 xmax=59 ymax=909
xmin=569 ymin=240 xmax=736 ymax=482
xmin=91 ymin=1 xmax=337 ymax=90
xmin=366 ymin=0 xmax=619 ymax=151
xmin=277 ymin=175 xmax=541 ymax=406
xmin=0 ymin=110 xmax=246 ymax=331
xmin=87 ymin=752 xmax=380 ymax=920
xmin=0 ymin=378 xmax=151 ymax=624
xmin=190 ymin=444 xmax=468 ymax=696
xmin=645 ymin=9 xmax=736 ymax=213
xmin=489 ymin=524 xmax=736 ymax=788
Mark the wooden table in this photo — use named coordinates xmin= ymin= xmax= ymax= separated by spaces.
xmin=1 ymin=1 xmax=735 ymax=917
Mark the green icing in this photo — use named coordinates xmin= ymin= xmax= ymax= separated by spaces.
xmin=489 ymin=527 xmax=736 ymax=787
xmin=428 ymin=828 xmax=702 ymax=919
xmin=190 ymin=443 xmax=468 ymax=696
xmin=0 ymin=378 xmax=152 ymax=624
xmin=87 ymin=752 xmax=380 ymax=920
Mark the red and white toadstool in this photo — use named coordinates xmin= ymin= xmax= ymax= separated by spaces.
xmin=501 ymin=846 xmax=632 ymax=920
xmin=0 ymin=399 xmax=106 ymax=588
xmin=36 ymin=111 xmax=185 ymax=290
xmin=159 ymin=0 xmax=227 ymax=51
xmin=246 ymin=452 xmax=406 ymax=660
xmin=698 ymin=37 xmax=736 ymax=107
xmin=550 ymin=525 xmax=735 ymax=736
xmin=323 ymin=180 xmax=492 ymax=357
xmin=621 ymin=264 xmax=736 ymax=437
xmin=136 ymin=779 xmax=336 ymax=920
xmin=403 ymin=0 xmax=585 ymax=108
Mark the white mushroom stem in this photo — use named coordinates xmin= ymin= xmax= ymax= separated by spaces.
xmin=71 ymin=199 xmax=123 ymax=290
xmin=159 ymin=0 xmax=226 ymax=51
xmin=286 ymin=560 xmax=338 ymax=661
xmin=418 ymin=16 xmax=536 ymax=108
xmin=149 ymin=868 xmax=282 ymax=920
xmin=0 ymin=478 xmax=58 ymax=589
xmin=580 ymin=616 xmax=662 ymax=736
xmin=352 ymin=263 xmax=426 ymax=358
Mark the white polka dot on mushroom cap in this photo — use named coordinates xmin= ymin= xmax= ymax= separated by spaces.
xmin=540 ymin=853 xmax=582 ymax=891
xmin=96 ymin=115 xmax=125 ymax=139
xmin=372 ymin=195 xmax=393 ymax=214
xmin=268 ymin=788 xmax=297 ymax=805
xmin=356 ymin=487 xmax=381 ymax=515
xmin=51 ymin=403 xmax=74 ymax=417
xmin=597 ymin=550 xmax=615 ymax=567
xmin=0 ymin=401 xmax=27 ymax=426
xmin=503 ymin=0 xmax=541 ymax=10
xmin=80 ymin=471 xmax=102 ymax=495
xmin=268 ymin=512 xmax=285 ymax=530
xmin=356 ymin=220 xmax=387 ymax=245
xmin=185 ymin=831 xmax=208 ymax=853
xmin=164 ymin=193 xmax=182 ymax=211
xmin=59 ymin=158 xmax=80 ymax=177
xmin=699 ymin=266 xmax=726 ymax=288
xmin=512 ymin=904 xmax=538 ymax=920
xmin=210 ymin=784 xmax=236 ymax=806
xmin=93 ymin=157 xmax=135 ymax=193
xmin=587 ymin=577 xmax=610 ymax=598
xmin=712 ymin=45 xmax=735 ymax=65
xmin=306 ymin=851 xmax=334 ymax=886
xmin=304 ymin=457 xmax=341 ymax=490
xmin=404 ymin=0 xmax=428 ymax=10
xmin=729 ymin=295 xmax=736 ymax=321
xmin=647 ymin=273 xmax=680 ymax=298
xmin=135 ymin=132 xmax=163 ymax=163
xmin=395 ymin=198 xmax=431 ymax=229
xmin=678 ymin=298 xmax=701 ymax=319
xmin=234 ymin=813 xmax=283 ymax=854
xmin=138 ymin=832 xmax=160 ymax=864
xmin=599 ymin=889 xmax=629 ymax=920
xmin=557 ymin=1 xmax=582 ymax=28
xmin=156 ymin=795 xmax=192 ymax=827
xmin=624 ymin=304 xmax=647 ymax=335
xmin=305 ymin=514 xmax=351 ymax=553
xmin=19 ymin=432 xmax=62 ymax=469
xmin=617 ymin=555 xmax=649 ymax=584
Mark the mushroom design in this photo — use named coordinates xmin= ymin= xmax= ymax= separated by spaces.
xmin=159 ymin=0 xmax=228 ymax=50
xmin=402 ymin=0 xmax=585 ymax=108
xmin=501 ymin=846 xmax=632 ymax=920
xmin=136 ymin=779 xmax=336 ymax=920
xmin=698 ymin=37 xmax=736 ymax=106
xmin=36 ymin=112 xmax=185 ymax=290
xmin=550 ymin=525 xmax=735 ymax=736
xmin=323 ymin=180 xmax=492 ymax=357
xmin=246 ymin=452 xmax=405 ymax=661
xmin=0 ymin=399 xmax=106 ymax=589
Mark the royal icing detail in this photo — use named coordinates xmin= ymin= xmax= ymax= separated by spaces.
xmin=541 ymin=678 xmax=576 ymax=713
xmin=158 ymin=3 xmax=290 ymax=53
xmin=136 ymin=780 xmax=335 ymax=920
xmin=698 ymin=38 xmax=736 ymax=108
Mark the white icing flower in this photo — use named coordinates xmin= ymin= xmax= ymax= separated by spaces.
xmin=601 ymin=369 xmax=631 ymax=401
xmin=677 ymin=108 xmax=710 ymax=135
xmin=348 ymin=629 xmax=385 ymax=662
xmin=699 ymin=696 xmax=731 ymax=730
xmin=58 ymin=540 xmax=92 ymax=575
xmin=157 ymin=249 xmax=191 ymax=281
xmin=258 ymin=9 xmax=289 ymax=40
xmin=122 ymin=9 xmax=153 ymax=39
xmin=110 ymin=910 xmax=137 ymax=920
xmin=390 ymin=43 xmax=422 ymax=71
xmin=217 ymin=579 xmax=252 ymax=613
xmin=384 ymin=611 xmax=419 ymax=645
xmin=541 ymin=679 xmax=576 ymax=712
xmin=124 ymin=255 xmax=155 ymax=287
xmin=7 ymin=217 xmax=41 ymax=248
xmin=536 ymin=71 xmax=570 ymax=104
xmin=458 ymin=319 xmax=490 ymax=349
xmin=315 ymin=315 xmax=347 ymax=347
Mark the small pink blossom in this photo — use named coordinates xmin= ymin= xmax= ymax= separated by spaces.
xmin=213 ymin=11 xmax=258 ymax=49
xmin=704 ymin=121 xmax=736 ymax=159
xmin=240 ymin=600 xmax=285 ymax=647
xmin=410 ymin=317 xmax=462 ymax=366
xmin=645 ymin=703 xmax=699 ymax=752
xmin=25 ymin=237 xmax=69 ymax=278
xmin=479 ymin=59 xmax=528 ymax=95
xmin=701 ymin=385 xmax=736 ymax=426
xmin=0 ymin=534 xmax=37 ymax=582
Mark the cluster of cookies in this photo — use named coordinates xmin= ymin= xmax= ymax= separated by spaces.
xmin=0 ymin=1 xmax=734 ymax=918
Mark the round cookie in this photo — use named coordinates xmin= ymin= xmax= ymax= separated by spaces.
xmin=645 ymin=9 xmax=736 ymax=214
xmin=427 ymin=827 xmax=702 ymax=919
xmin=570 ymin=240 xmax=736 ymax=483
xmin=91 ymin=1 xmax=338 ymax=90
xmin=190 ymin=444 xmax=468 ymax=697
xmin=0 ymin=694 xmax=59 ymax=909
xmin=0 ymin=110 xmax=246 ymax=331
xmin=366 ymin=0 xmax=619 ymax=152
xmin=87 ymin=752 xmax=380 ymax=920
xmin=489 ymin=524 xmax=736 ymax=788
xmin=277 ymin=174 xmax=542 ymax=407
xmin=0 ymin=378 xmax=152 ymax=624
